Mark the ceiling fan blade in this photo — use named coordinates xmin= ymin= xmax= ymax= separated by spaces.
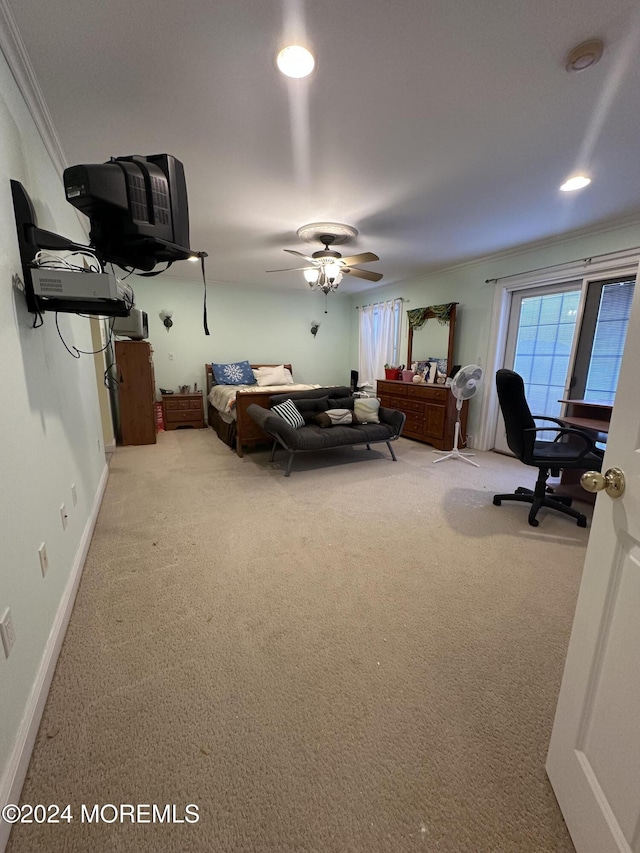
xmin=284 ymin=249 xmax=316 ymax=263
xmin=339 ymin=252 xmax=379 ymax=266
xmin=265 ymin=266 xmax=313 ymax=273
xmin=343 ymin=267 xmax=383 ymax=282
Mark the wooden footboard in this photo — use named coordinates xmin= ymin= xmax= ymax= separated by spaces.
xmin=205 ymin=363 xmax=293 ymax=457
xmin=233 ymin=391 xmax=281 ymax=456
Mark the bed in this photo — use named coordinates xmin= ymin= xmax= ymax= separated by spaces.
xmin=206 ymin=363 xmax=324 ymax=457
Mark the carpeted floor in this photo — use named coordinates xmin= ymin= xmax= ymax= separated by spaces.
xmin=7 ymin=429 xmax=588 ymax=853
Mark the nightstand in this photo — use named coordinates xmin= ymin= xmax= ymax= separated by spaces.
xmin=162 ymin=392 xmax=205 ymax=430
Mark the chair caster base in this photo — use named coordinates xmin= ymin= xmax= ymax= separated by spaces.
xmin=493 ymin=485 xmax=588 ymax=528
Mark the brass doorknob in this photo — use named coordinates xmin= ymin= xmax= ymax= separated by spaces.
xmin=580 ymin=467 xmax=625 ymax=498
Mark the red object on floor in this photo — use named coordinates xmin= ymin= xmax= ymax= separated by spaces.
xmin=155 ymin=402 xmax=165 ymax=432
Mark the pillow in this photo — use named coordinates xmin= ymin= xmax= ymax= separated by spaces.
xmin=212 ymin=361 xmax=256 ymax=385
xmin=354 ymin=397 xmax=380 ymax=424
xmin=286 ymin=397 xmax=328 ymax=414
xmin=327 ymin=396 xmax=355 ymax=410
xmin=313 ymin=409 xmax=358 ymax=428
xmin=254 ymin=365 xmax=294 ymax=386
xmin=272 ymin=398 xmax=305 ymax=429
xmin=313 ymin=412 xmax=333 ymax=428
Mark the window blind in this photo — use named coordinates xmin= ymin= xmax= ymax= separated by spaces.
xmin=584 ymin=280 xmax=635 ymax=403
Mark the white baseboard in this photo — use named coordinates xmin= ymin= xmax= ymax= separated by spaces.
xmin=0 ymin=463 xmax=110 ymax=852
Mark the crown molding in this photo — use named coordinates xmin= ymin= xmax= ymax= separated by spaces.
xmin=434 ymin=211 xmax=640 ymax=279
xmin=0 ymin=0 xmax=68 ymax=175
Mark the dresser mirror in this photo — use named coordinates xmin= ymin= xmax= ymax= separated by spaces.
xmin=407 ymin=303 xmax=457 ymax=378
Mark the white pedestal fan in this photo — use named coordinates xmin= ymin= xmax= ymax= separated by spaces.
xmin=433 ymin=364 xmax=484 ymax=467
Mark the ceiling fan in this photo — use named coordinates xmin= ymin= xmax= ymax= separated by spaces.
xmin=266 ymin=222 xmax=383 ymax=293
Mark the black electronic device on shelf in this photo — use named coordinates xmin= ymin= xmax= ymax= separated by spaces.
xmin=11 ymin=179 xmax=131 ymax=317
xmin=63 ymin=153 xmax=192 ymax=272
xmin=11 ymin=152 xmax=206 ymax=318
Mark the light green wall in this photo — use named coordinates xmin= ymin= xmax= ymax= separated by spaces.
xmin=349 ymin=221 xmax=640 ymax=437
xmin=130 ymin=276 xmax=353 ymax=395
xmin=0 ymin=50 xmax=107 ymax=798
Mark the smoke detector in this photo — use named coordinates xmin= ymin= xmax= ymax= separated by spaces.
xmin=565 ymin=38 xmax=604 ymax=73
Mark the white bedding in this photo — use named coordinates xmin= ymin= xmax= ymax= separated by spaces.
xmin=208 ymin=383 xmax=321 ymax=417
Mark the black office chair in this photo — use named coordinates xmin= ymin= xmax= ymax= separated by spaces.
xmin=493 ymin=369 xmax=604 ymax=527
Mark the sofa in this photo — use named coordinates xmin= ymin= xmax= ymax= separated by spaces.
xmin=246 ymin=393 xmax=406 ymax=476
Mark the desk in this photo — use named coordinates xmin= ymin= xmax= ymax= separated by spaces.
xmin=557 ymin=399 xmax=612 ymax=436
xmin=555 ymin=399 xmax=612 ymax=502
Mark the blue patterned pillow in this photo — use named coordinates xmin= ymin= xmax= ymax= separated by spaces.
xmin=212 ymin=361 xmax=256 ymax=385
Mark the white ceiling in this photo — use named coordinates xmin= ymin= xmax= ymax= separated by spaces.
xmin=7 ymin=0 xmax=640 ymax=292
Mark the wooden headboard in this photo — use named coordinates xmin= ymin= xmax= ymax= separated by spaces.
xmin=205 ymin=363 xmax=293 ymax=393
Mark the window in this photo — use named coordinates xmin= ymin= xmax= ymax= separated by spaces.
xmin=578 ymin=279 xmax=635 ymax=404
xmin=512 ymin=288 xmax=581 ymax=418
xmin=358 ymin=299 xmax=402 ymax=386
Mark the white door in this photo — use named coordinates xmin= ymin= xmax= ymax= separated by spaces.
xmin=546 ymin=266 xmax=640 ymax=852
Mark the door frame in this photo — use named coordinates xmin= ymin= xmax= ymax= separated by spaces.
xmin=476 ymin=248 xmax=640 ymax=452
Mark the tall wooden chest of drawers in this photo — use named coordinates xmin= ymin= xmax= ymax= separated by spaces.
xmin=376 ymin=379 xmax=468 ymax=451
xmin=115 ymin=341 xmax=157 ymax=446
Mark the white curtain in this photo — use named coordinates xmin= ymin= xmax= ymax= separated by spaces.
xmin=358 ymin=300 xmax=398 ymax=386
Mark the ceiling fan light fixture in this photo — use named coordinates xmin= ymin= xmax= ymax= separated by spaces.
xmin=318 ymin=267 xmax=342 ymax=294
xmin=306 ymin=262 xmax=343 ymax=293
xmin=267 ymin=221 xmax=381 ymax=292
xmin=324 ymin=261 xmax=343 ymax=281
xmin=276 ymin=45 xmax=315 ymax=79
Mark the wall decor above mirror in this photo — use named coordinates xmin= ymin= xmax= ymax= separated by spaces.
xmin=407 ymin=302 xmax=457 ymax=381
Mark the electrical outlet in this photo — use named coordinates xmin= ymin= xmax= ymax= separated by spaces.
xmin=71 ymin=483 xmax=77 ymax=506
xmin=0 ymin=608 xmax=16 ymax=658
xmin=168 ymin=352 xmax=174 ymax=361
xmin=60 ymin=503 xmax=68 ymax=530
xmin=38 ymin=542 xmax=49 ymax=577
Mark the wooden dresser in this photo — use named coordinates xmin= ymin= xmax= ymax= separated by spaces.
xmin=115 ymin=340 xmax=157 ymax=446
xmin=376 ymin=379 xmax=468 ymax=450
xmin=162 ymin=392 xmax=205 ymax=430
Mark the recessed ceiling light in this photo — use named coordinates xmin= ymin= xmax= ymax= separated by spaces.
xmin=276 ymin=45 xmax=315 ymax=79
xmin=560 ymin=175 xmax=591 ymax=192
xmin=565 ymin=38 xmax=604 ymax=73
